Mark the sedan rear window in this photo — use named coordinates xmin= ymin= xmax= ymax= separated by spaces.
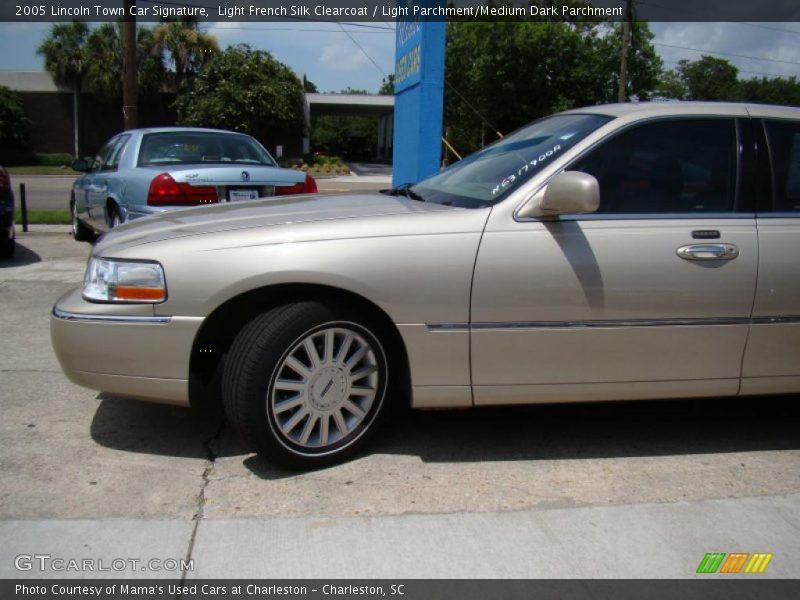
xmin=138 ymin=131 xmax=276 ymax=167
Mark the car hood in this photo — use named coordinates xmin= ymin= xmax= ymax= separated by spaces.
xmin=93 ymin=192 xmax=464 ymax=254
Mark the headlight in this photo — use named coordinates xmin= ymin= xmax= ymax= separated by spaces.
xmin=83 ymin=258 xmax=167 ymax=303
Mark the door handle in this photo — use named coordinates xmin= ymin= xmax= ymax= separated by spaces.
xmin=676 ymin=243 xmax=739 ymax=261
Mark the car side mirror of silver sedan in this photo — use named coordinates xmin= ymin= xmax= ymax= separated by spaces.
xmin=71 ymin=158 xmax=90 ymax=173
xmin=518 ymin=171 xmax=600 ymax=219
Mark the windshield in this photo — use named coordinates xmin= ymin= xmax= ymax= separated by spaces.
xmin=410 ymin=114 xmax=612 ymax=208
xmin=138 ymin=131 xmax=277 ymax=167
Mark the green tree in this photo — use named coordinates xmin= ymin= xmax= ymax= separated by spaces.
xmin=85 ymin=23 xmax=164 ymax=99
xmin=175 ymin=44 xmax=305 ymax=147
xmin=37 ymin=20 xmax=89 ymax=156
xmin=676 ymin=56 xmax=740 ymax=101
xmin=595 ymin=21 xmax=663 ymax=101
xmin=655 ymin=68 xmax=688 ymax=100
xmin=302 ymin=75 xmax=318 ymax=93
xmin=737 ymin=76 xmax=800 ymax=106
xmin=445 ymin=21 xmax=595 ymax=154
xmin=444 ymin=14 xmax=663 ymax=154
xmin=311 ymin=88 xmax=379 ymax=159
xmin=0 ymin=86 xmax=31 ymax=165
xmin=379 ymin=74 xmax=395 ymax=95
xmin=153 ymin=17 xmax=218 ymax=86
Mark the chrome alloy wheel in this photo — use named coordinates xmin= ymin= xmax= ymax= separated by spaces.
xmin=269 ymin=325 xmax=381 ymax=450
xmin=71 ymin=203 xmax=79 ymax=236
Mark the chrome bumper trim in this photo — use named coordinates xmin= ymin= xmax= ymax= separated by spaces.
xmin=52 ymin=307 xmax=172 ymax=324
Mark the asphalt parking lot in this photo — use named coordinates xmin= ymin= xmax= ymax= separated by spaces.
xmin=1 ymin=230 xmax=799 ymax=579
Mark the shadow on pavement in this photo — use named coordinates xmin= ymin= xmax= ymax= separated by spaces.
xmin=90 ymin=394 xmax=246 ymax=459
xmin=371 ymin=396 xmax=800 ymax=463
xmin=90 ymin=392 xmax=800 ymax=477
xmin=0 ymin=241 xmax=41 ymax=268
xmin=243 ymin=395 xmax=800 ymax=479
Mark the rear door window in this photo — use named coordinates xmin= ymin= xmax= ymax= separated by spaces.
xmin=764 ymin=120 xmax=800 ymax=212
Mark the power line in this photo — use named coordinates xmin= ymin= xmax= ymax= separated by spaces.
xmin=445 ymin=80 xmax=503 ymax=139
xmin=331 ymin=18 xmax=503 ymax=141
xmin=341 ymin=22 xmax=394 ymax=31
xmin=654 ymin=42 xmax=800 ymax=68
xmin=737 ymin=23 xmax=800 ymax=37
xmin=337 ymin=23 xmax=387 ymax=77
xmin=662 ymin=60 xmax=796 ymax=80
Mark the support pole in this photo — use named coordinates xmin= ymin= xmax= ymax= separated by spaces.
xmin=122 ymin=0 xmax=138 ymax=129
xmin=19 ymin=183 xmax=28 ymax=233
xmin=618 ymin=0 xmax=634 ymax=103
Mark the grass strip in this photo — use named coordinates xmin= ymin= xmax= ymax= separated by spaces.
xmin=14 ymin=209 xmax=71 ymax=225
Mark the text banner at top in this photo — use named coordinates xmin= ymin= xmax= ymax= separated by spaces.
xmin=3 ymin=0 xmax=800 ymax=23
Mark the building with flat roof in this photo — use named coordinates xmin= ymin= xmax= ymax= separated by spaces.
xmin=0 ymin=71 xmax=394 ymax=160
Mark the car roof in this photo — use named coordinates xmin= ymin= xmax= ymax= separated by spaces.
xmin=127 ymin=127 xmax=254 ymax=136
xmin=561 ymin=101 xmax=800 ymax=120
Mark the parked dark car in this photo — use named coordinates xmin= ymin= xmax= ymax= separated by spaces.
xmin=0 ymin=166 xmax=14 ymax=259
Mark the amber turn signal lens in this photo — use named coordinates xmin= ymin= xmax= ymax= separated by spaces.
xmin=112 ymin=286 xmax=166 ymax=302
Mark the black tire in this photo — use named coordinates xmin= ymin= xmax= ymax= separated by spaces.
xmin=71 ymin=200 xmax=93 ymax=242
xmin=222 ymin=301 xmax=392 ymax=469
xmin=0 ymin=236 xmax=13 ymax=260
xmin=109 ymin=205 xmax=122 ymax=229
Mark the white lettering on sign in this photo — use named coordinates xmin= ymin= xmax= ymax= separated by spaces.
xmin=397 ymin=20 xmax=421 ymax=46
xmin=395 ymin=44 xmax=421 ymax=85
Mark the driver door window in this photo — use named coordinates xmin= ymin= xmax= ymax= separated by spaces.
xmin=101 ymin=135 xmax=130 ymax=172
xmin=570 ymin=119 xmax=737 ymax=214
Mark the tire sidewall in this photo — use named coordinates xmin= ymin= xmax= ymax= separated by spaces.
xmin=230 ymin=303 xmax=393 ymax=469
xmin=71 ymin=202 xmax=79 ymax=238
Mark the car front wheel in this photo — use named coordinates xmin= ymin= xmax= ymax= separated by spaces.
xmin=222 ymin=302 xmax=391 ymax=469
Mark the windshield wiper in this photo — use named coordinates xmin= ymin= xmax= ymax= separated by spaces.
xmin=380 ymin=182 xmax=426 ymax=202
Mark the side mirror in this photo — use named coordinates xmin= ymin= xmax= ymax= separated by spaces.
xmin=518 ymin=171 xmax=600 ymax=219
xmin=71 ymin=158 xmax=90 ymax=172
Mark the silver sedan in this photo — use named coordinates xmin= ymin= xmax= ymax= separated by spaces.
xmin=69 ymin=127 xmax=317 ymax=240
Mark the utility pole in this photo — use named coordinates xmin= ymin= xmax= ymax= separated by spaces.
xmin=618 ymin=0 xmax=634 ymax=103
xmin=122 ymin=0 xmax=138 ymax=129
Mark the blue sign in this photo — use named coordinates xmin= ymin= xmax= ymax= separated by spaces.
xmin=392 ymin=4 xmax=446 ymax=187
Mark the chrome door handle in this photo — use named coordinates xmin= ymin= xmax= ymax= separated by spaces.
xmin=676 ymin=243 xmax=739 ymax=261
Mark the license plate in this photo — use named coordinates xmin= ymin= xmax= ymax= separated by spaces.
xmin=228 ymin=189 xmax=259 ymax=202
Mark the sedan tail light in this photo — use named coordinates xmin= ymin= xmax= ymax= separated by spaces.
xmin=147 ymin=173 xmax=218 ymax=206
xmin=275 ymin=174 xmax=318 ymax=196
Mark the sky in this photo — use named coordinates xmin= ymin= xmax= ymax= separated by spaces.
xmin=0 ymin=21 xmax=799 ymax=93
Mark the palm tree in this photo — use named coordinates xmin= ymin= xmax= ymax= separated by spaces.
xmin=37 ymin=20 xmax=89 ymax=157
xmin=152 ymin=18 xmax=218 ymax=86
xmin=84 ymin=23 xmax=121 ymax=99
xmin=85 ymin=24 xmax=164 ymax=99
